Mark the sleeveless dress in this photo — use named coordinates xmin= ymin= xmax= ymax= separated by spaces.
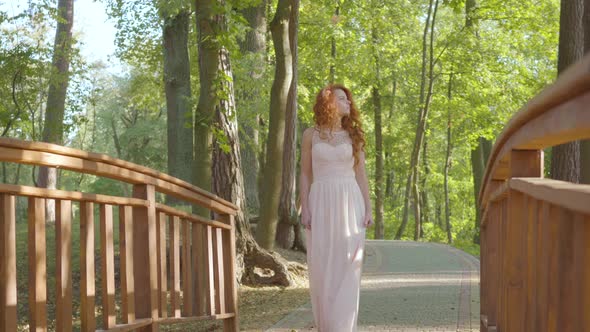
xmin=306 ymin=129 xmax=366 ymax=332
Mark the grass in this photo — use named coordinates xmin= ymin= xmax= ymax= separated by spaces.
xmin=13 ymin=205 xmax=310 ymax=332
xmin=452 ymin=238 xmax=481 ymax=259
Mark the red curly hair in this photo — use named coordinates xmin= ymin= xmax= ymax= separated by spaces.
xmin=312 ymin=84 xmax=366 ymax=166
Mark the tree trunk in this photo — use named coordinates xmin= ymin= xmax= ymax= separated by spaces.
xmin=444 ymin=73 xmax=454 ymax=244
xmin=445 ymin=136 xmax=452 ymax=243
xmin=193 ymin=0 xmax=218 ymax=216
xmin=405 ymin=0 xmax=438 ymax=241
xmin=395 ymin=0 xmax=434 ymax=240
xmin=464 ymin=0 xmax=491 ymax=244
xmin=372 ymin=84 xmax=384 ymax=239
xmin=256 ymin=0 xmax=297 ymax=250
xmin=196 ymin=0 xmax=301 ymax=288
xmin=276 ymin=0 xmax=300 ymax=249
xmin=470 ymin=137 xmax=490 ymax=243
xmin=414 ymin=0 xmax=439 ymax=241
xmin=212 ymin=49 xmax=299 ymax=286
xmin=581 ymin=0 xmax=590 ymax=184
xmin=552 ymin=0 xmax=583 ymax=183
xmin=329 ymin=1 xmax=340 ymax=83
xmin=38 ymin=0 xmax=74 ymax=224
xmin=162 ymin=8 xmax=193 ymax=194
xmin=371 ymin=20 xmax=385 ymax=240
xmin=238 ymin=1 xmax=267 ymax=213
xmin=371 ymin=22 xmax=385 ymax=239
xmin=465 ymin=0 xmax=477 ymax=28
xmin=436 ymin=202 xmax=442 ymax=228
xmin=385 ymin=78 xmax=397 ymax=207
xmin=420 ymin=132 xmax=431 ymax=236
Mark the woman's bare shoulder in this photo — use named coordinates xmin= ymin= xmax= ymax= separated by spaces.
xmin=302 ymin=127 xmax=317 ymax=140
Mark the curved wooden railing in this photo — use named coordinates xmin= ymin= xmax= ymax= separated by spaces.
xmin=479 ymin=53 xmax=590 ymax=332
xmin=0 ymin=138 xmax=239 ymax=331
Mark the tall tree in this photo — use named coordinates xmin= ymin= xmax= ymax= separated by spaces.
xmin=462 ymin=0 xmax=493 ymax=244
xmin=395 ymin=0 xmax=439 ymax=240
xmin=193 ymin=0 xmax=217 ymax=210
xmin=193 ymin=0 xmax=221 ymax=310
xmin=371 ymin=19 xmax=385 ymax=239
xmin=552 ymin=0 xmax=583 ymax=182
xmin=395 ymin=0 xmax=433 ymax=240
xmin=256 ymin=0 xmax=299 ymax=250
xmin=276 ymin=0 xmax=301 ymax=249
xmin=238 ymin=0 xmax=267 ymax=214
xmin=384 ymin=76 xmax=397 ymax=208
xmin=38 ymin=0 xmax=74 ymax=222
xmin=444 ymin=72 xmax=454 ymax=244
xmin=197 ymin=0 xmax=299 ymax=287
xmin=329 ymin=0 xmax=341 ymax=83
xmin=160 ymin=3 xmax=193 ymax=189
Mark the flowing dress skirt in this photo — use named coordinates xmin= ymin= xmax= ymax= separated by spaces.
xmin=306 ymin=176 xmax=366 ymax=332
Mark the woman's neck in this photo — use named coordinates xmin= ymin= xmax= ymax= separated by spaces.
xmin=331 ymin=117 xmax=343 ymax=131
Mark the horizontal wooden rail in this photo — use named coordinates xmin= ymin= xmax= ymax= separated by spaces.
xmin=158 ymin=313 xmax=236 ymax=325
xmin=95 ymin=318 xmax=152 ymax=332
xmin=510 ymin=178 xmax=590 ymax=215
xmin=0 ymin=183 xmax=149 ymax=206
xmin=156 ymin=203 xmax=233 ymax=230
xmin=479 ymin=53 xmax=590 ymax=332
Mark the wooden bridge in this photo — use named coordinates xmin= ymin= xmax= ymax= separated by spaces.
xmin=1 ymin=54 xmax=590 ymax=331
xmin=0 ymin=138 xmax=239 ymax=331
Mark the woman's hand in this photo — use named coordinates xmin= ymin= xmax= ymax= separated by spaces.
xmin=301 ymin=206 xmax=312 ymax=230
xmin=362 ymin=212 xmax=373 ymax=228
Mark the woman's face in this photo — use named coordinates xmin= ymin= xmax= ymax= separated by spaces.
xmin=334 ymin=89 xmax=351 ymax=117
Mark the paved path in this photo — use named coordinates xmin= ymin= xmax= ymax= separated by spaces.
xmin=267 ymin=240 xmax=480 ymax=332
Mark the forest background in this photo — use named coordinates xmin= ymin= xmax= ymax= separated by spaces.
xmin=2 ymin=0 xmax=587 ymax=285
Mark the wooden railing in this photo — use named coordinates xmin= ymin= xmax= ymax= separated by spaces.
xmin=0 ymin=138 xmax=239 ymax=331
xmin=479 ymin=53 xmax=590 ymax=332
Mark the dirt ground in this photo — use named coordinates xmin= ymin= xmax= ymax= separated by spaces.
xmin=162 ymin=247 xmax=310 ymax=332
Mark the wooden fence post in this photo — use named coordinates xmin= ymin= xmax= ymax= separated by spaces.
xmin=219 ymin=213 xmax=239 ymax=332
xmin=505 ymin=149 xmax=542 ymax=331
xmin=0 ymin=194 xmax=17 ymax=332
xmin=133 ymin=184 xmax=159 ymax=331
xmin=481 ymin=180 xmax=503 ymax=332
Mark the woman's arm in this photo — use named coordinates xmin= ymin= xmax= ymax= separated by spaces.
xmin=355 ymin=150 xmax=373 ymax=227
xmin=299 ymin=128 xmax=314 ymax=229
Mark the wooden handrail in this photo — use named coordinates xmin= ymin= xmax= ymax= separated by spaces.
xmin=0 ymin=139 xmax=239 ymax=332
xmin=0 ymin=137 xmax=237 ymax=214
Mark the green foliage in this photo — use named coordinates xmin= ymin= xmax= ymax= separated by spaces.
xmin=453 ymin=238 xmax=481 ymax=258
xmin=298 ymin=0 xmax=559 ymax=247
xmin=0 ymin=0 xmax=562 ymax=252
xmin=0 ymin=5 xmax=53 ymax=139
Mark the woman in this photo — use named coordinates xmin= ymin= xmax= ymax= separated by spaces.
xmin=299 ymin=84 xmax=373 ymax=331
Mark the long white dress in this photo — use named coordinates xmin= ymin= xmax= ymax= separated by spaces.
xmin=306 ymin=129 xmax=366 ymax=332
